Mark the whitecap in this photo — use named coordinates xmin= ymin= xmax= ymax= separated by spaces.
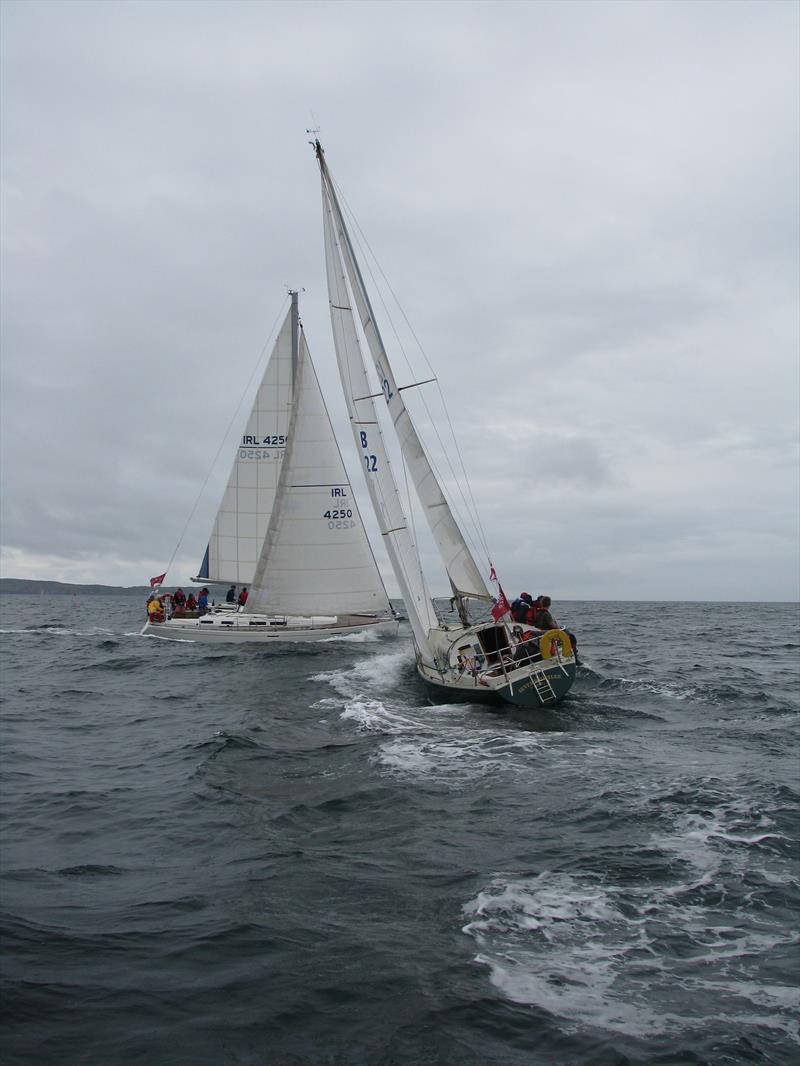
xmin=377 ymin=730 xmax=546 ymax=780
xmin=462 ymin=866 xmax=800 ymax=1038
xmin=340 ymin=699 xmax=422 ymax=734
xmin=317 ymin=629 xmax=381 ymax=643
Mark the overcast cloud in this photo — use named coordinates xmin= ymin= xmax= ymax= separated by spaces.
xmin=1 ymin=0 xmax=798 ymax=601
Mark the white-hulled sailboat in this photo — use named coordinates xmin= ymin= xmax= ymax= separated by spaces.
xmin=142 ymin=292 xmax=398 ymax=643
xmin=315 ymin=142 xmax=576 ymax=707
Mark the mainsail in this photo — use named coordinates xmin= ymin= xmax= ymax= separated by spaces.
xmin=317 ymin=144 xmax=492 ymax=606
xmin=245 ymin=317 xmax=392 ymax=618
xmin=321 ymin=167 xmax=439 ymax=660
xmin=198 ymin=309 xmax=293 ymax=584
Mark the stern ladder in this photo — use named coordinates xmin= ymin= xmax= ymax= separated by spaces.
xmin=531 ymin=669 xmax=557 ymax=705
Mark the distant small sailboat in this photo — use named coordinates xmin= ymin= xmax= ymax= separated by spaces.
xmin=315 ymin=141 xmax=576 ymax=706
xmin=142 ymin=292 xmax=398 ymax=643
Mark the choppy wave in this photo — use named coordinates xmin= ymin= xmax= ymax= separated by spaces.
xmin=462 ymin=776 xmax=800 ymax=1042
xmin=463 ymin=862 xmax=799 ymax=1040
xmin=2 ymin=593 xmax=798 ymax=1065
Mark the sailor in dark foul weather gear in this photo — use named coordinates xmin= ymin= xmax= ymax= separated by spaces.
xmin=539 ymin=595 xmax=581 ymax=665
xmin=511 ymin=593 xmax=539 ymax=626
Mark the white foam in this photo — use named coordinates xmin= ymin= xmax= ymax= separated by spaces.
xmin=311 ymin=647 xmax=412 ymax=700
xmin=340 ymin=699 xmax=422 ymax=734
xmin=613 ymin=676 xmax=700 ymax=702
xmin=318 ymin=629 xmax=381 ymax=643
xmin=377 ymin=729 xmax=546 ymax=780
xmin=651 ymin=798 xmax=785 ymax=882
xmin=463 ymin=817 xmax=799 ymax=1040
xmin=463 ymin=872 xmax=669 ymax=1036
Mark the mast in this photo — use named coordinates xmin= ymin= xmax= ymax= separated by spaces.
xmin=290 ymin=288 xmax=299 ymax=386
xmin=315 ymin=141 xmax=491 ymax=614
xmin=317 ymin=146 xmax=440 ymax=662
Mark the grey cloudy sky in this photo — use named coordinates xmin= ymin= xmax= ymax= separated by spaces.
xmin=1 ymin=0 xmax=798 ymax=601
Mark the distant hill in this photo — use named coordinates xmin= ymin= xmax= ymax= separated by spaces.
xmin=0 ymin=578 xmax=150 ymax=596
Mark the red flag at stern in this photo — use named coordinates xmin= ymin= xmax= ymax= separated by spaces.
xmin=150 ymin=573 xmax=167 ymax=588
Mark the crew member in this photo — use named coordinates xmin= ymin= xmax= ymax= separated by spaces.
xmin=539 ymin=595 xmax=581 ymax=665
xmin=147 ymin=595 xmax=164 ymax=623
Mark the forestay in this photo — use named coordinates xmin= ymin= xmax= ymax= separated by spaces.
xmin=317 ymin=146 xmax=492 ymax=604
xmin=199 ymin=310 xmax=293 ymax=585
xmin=245 ymin=330 xmax=392 ymax=619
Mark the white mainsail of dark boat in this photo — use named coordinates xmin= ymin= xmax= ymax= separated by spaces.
xmin=142 ymin=292 xmax=397 ymax=643
xmin=315 ymin=142 xmax=576 ymax=707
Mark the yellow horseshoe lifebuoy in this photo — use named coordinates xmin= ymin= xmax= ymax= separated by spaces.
xmin=539 ymin=628 xmax=573 ymax=659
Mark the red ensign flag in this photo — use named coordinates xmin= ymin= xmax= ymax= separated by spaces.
xmin=491 ymin=584 xmax=511 ymax=621
xmin=150 ymin=573 xmax=166 ymax=588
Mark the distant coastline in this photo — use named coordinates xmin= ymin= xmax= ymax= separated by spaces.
xmin=0 ymin=578 xmax=795 ymax=603
xmin=0 ymin=578 xmax=150 ymax=596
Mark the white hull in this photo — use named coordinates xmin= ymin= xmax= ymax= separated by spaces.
xmin=141 ymin=613 xmax=398 ymax=644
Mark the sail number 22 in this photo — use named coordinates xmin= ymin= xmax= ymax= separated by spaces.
xmin=359 ymin=432 xmax=378 ymax=472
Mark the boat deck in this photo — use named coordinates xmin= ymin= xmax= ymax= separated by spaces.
xmin=141 ymin=612 xmax=398 ymax=643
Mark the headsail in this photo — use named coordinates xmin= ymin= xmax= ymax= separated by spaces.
xmin=245 ymin=305 xmax=392 ymax=618
xmin=321 ymin=163 xmax=439 ymax=660
xmin=201 ymin=308 xmax=293 ymax=584
xmin=316 ymin=143 xmax=492 ymax=604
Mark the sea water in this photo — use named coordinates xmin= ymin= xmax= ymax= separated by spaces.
xmin=1 ymin=594 xmax=798 ymax=1064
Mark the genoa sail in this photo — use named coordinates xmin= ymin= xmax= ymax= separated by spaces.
xmin=245 ymin=326 xmax=392 ymax=618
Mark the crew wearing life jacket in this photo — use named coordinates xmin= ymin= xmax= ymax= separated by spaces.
xmin=510 ymin=593 xmax=542 ymax=627
xmin=147 ymin=595 xmax=164 ymax=623
xmin=512 ymin=593 xmax=583 ymax=666
xmin=512 ymin=625 xmax=539 ymax=662
xmin=172 ymin=588 xmax=187 ymax=616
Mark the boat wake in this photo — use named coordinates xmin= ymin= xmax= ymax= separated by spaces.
xmin=313 ymin=650 xmax=579 ymax=782
xmin=311 ymin=648 xmax=413 ymax=699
